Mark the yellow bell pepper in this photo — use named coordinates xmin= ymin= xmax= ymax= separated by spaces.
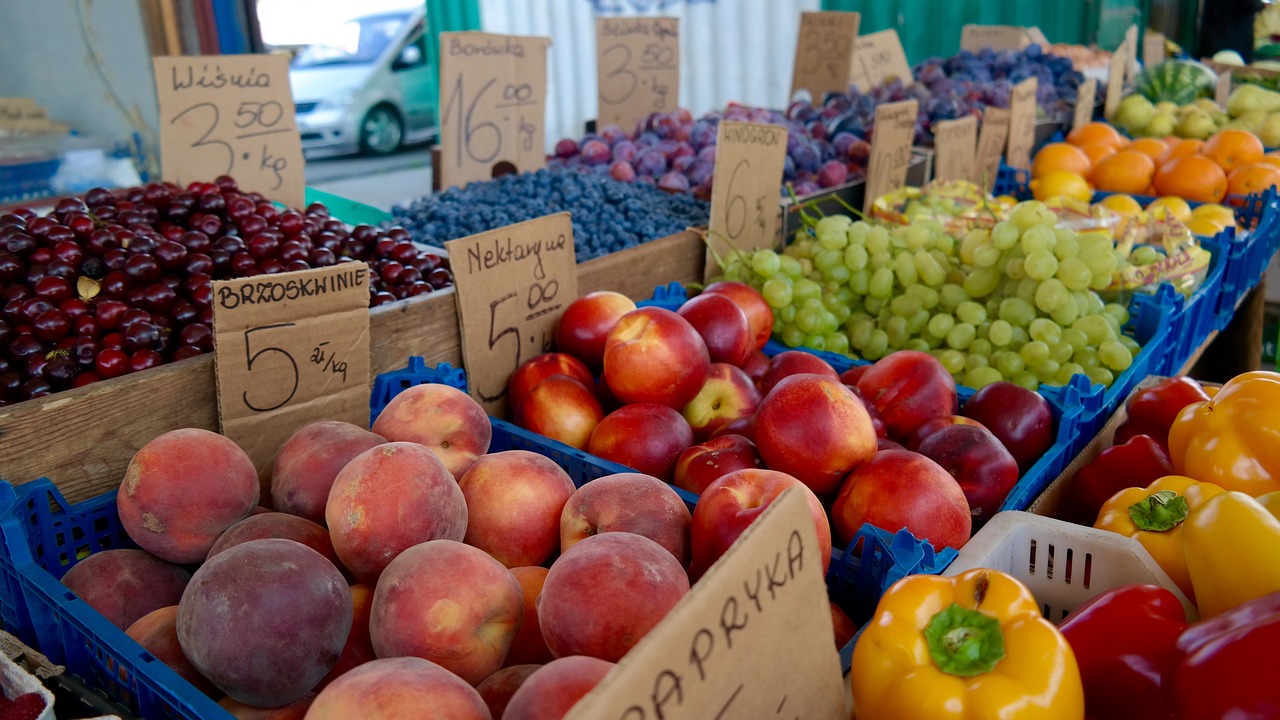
xmin=1093 ymin=475 xmax=1225 ymax=602
xmin=1167 ymin=370 xmax=1280 ymax=496
xmin=1182 ymin=490 xmax=1280 ymax=618
xmin=850 ymin=568 xmax=1084 ymax=720
xmin=1256 ymin=490 xmax=1280 ymax=519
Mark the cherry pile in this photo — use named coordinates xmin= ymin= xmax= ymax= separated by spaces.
xmin=0 ymin=176 xmax=452 ymax=406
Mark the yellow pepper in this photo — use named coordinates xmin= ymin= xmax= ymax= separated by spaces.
xmin=1256 ymin=490 xmax=1280 ymax=519
xmin=1182 ymin=490 xmax=1280 ymax=618
xmin=850 ymin=568 xmax=1084 ymax=720
xmin=1167 ymin=370 xmax=1280 ymax=496
xmin=1093 ymin=475 xmax=1225 ymax=602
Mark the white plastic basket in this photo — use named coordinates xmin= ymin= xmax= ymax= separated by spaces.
xmin=944 ymin=511 xmax=1197 ymax=623
xmin=0 ymin=649 xmax=54 ymax=720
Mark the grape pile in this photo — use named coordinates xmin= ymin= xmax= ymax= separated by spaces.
xmin=0 ymin=177 xmax=452 ymax=406
xmin=390 ymin=168 xmax=709 ymax=262
xmin=722 ymin=200 xmax=1140 ymax=391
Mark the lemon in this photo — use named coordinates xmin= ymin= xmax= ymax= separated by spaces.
xmin=1186 ymin=217 xmax=1227 ymax=236
xmin=1191 ymin=203 xmax=1237 ymax=228
xmin=1146 ymin=196 xmax=1193 ymax=223
xmin=1030 ymin=171 xmax=1092 ymax=203
xmin=1098 ymin=194 xmax=1144 ymax=217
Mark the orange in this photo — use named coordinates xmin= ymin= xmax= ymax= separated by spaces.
xmin=1128 ymin=138 xmax=1169 ymax=161
xmin=1079 ymin=143 xmax=1118 ymax=182
xmin=1067 ymin=122 xmax=1128 ymax=152
xmin=1259 ymin=155 xmax=1280 ymax=170
xmin=1203 ymin=129 xmax=1265 ymax=173
xmin=1091 ymin=151 xmax=1157 ymax=195
xmin=1227 ymin=163 xmax=1280 ymax=196
xmin=1157 ymin=139 xmax=1205 ymax=166
xmin=1153 ymin=155 xmax=1229 ymax=203
xmin=1032 ymin=143 xmax=1092 ymax=179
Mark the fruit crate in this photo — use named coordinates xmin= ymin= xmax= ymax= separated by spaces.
xmin=942 ymin=510 xmax=1195 ymax=623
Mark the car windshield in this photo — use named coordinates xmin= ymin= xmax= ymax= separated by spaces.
xmin=292 ymin=12 xmax=408 ymax=68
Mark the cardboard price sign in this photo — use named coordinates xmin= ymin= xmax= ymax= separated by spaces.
xmin=1074 ymin=78 xmax=1098 ymax=130
xmin=1025 ymin=26 xmax=1050 ymax=48
xmin=1217 ymin=71 xmax=1232 ymax=109
xmin=212 ymin=264 xmax=372 ymax=484
xmin=0 ymin=98 xmax=56 ymax=134
xmin=1124 ymin=24 xmax=1140 ymax=82
xmin=1105 ymin=37 xmax=1128 ymax=120
xmin=563 ymin=488 xmax=849 ymax=720
xmin=975 ymin=106 xmax=1010 ymax=191
xmin=439 ymin=32 xmax=551 ymax=190
xmin=445 ymin=214 xmax=578 ymax=416
xmin=864 ymin=100 xmax=918 ymax=213
xmin=960 ymin=25 xmax=1032 ymax=52
xmin=1144 ymin=31 xmax=1166 ymax=67
xmin=933 ymin=115 xmax=977 ymax=183
xmin=1006 ymin=77 xmax=1038 ymax=171
xmin=153 ymin=55 xmax=304 ymax=207
xmin=790 ymin=11 xmax=860 ymax=100
xmin=706 ymin=122 xmax=789 ymax=282
xmin=596 ymin=17 xmax=680 ymax=132
xmin=851 ymin=29 xmax=912 ymax=92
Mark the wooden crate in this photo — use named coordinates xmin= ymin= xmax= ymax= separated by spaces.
xmin=0 ymin=230 xmax=706 ymax=503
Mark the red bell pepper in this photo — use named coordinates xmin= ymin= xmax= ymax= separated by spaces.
xmin=1066 ymin=435 xmax=1174 ymax=525
xmin=1058 ymin=584 xmax=1186 ymax=720
xmin=1114 ymin=377 xmax=1210 ymax=452
xmin=1171 ymin=590 xmax=1280 ymax=720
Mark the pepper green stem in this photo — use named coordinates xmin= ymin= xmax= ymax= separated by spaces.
xmin=1128 ymin=490 xmax=1190 ymax=532
xmin=924 ymin=603 xmax=1006 ymax=677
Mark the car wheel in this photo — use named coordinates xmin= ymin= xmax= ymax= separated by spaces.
xmin=359 ymin=106 xmax=403 ymax=155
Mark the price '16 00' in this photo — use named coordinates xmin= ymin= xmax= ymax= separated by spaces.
xmin=443 ymin=75 xmax=537 ymax=166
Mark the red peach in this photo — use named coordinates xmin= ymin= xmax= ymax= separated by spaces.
xmin=904 ymin=415 xmax=989 ymax=451
xmin=680 ymin=363 xmax=761 ymax=441
xmin=830 ymin=601 xmax=857 ymax=649
xmin=587 ymin=404 xmax=694 ymax=482
xmin=505 ymin=567 xmax=553 ymax=667
xmin=307 ymin=657 xmax=490 ymax=719
xmin=832 ymin=449 xmax=972 ymax=552
xmin=672 ymin=434 xmax=763 ymax=495
xmin=754 ymin=374 xmax=877 ymax=496
xmin=856 ymin=350 xmax=958 ymax=439
xmin=270 ymin=421 xmax=384 ymax=525
xmin=207 ymin=512 xmax=342 ymax=573
xmin=560 ymin=473 xmax=691 ymax=564
xmin=508 ymin=353 xmax=595 ymax=411
xmin=603 ymin=307 xmax=709 ymax=408
xmin=502 ymin=656 xmax=615 ymax=720
xmin=127 ymin=606 xmax=220 ymax=697
xmin=758 ymin=351 xmax=839 ymax=396
xmin=513 ymin=375 xmax=604 ymax=450
xmin=369 ymin=540 xmax=523 ymax=686
xmin=459 ymin=451 xmax=576 ymax=568
xmin=477 ymin=664 xmax=541 ymax=719
xmin=61 ymin=549 xmax=190 ymax=630
xmin=677 ymin=293 xmax=753 ymax=367
xmin=709 ymin=414 xmax=757 ymax=443
xmin=703 ymin=281 xmax=774 ymax=351
xmin=371 ymin=383 xmax=492 ymax=477
xmin=218 ymin=694 xmax=313 ymax=719
xmin=317 ymin=584 xmax=376 ymax=689
xmin=556 ymin=291 xmax=638 ymax=372
xmin=741 ymin=350 xmax=770 ymax=386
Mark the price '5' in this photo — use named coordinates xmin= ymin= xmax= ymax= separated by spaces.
xmin=479 ymin=248 xmax=565 ymax=403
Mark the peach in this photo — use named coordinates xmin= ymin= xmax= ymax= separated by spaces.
xmin=219 ymin=694 xmax=314 ymax=719
xmin=459 ymin=451 xmax=575 ymax=568
xmin=126 ymin=606 xmax=219 ymax=697
xmin=306 ymin=657 xmax=490 ymax=719
xmin=709 ymin=414 xmax=757 ymax=443
xmin=61 ymin=549 xmax=190 ymax=630
xmin=672 ymin=434 xmax=763 ymax=495
xmin=477 ymin=664 xmax=540 ymax=718
xmin=207 ymin=512 xmax=342 ymax=572
xmin=178 ymin=539 xmax=351 ymax=707
xmin=830 ymin=601 xmax=857 ymax=649
xmin=754 ymin=374 xmax=877 ymax=496
xmin=560 ymin=473 xmax=691 ymax=564
xmin=513 ymin=375 xmax=604 ymax=450
xmin=741 ymin=350 xmax=770 ymax=386
xmin=677 ymin=293 xmax=753 ymax=367
xmin=508 ymin=353 xmax=595 ymax=411
xmin=505 ymin=567 xmax=553 ymax=667
xmin=602 ymin=307 xmax=709 ymax=408
xmin=117 ymin=428 xmax=259 ymax=563
xmin=271 ymin=421 xmax=384 ymax=524
xmin=539 ymin=533 xmax=689 ymax=662
xmin=680 ymin=362 xmax=761 ymax=440
xmin=369 ymin=540 xmax=523 ymax=686
xmin=326 ymin=442 xmax=467 ymax=584
xmin=758 ymin=350 xmax=839 ymax=396
xmin=688 ymin=468 xmax=832 ymax=581
xmin=555 ymin=291 xmax=637 ymax=372
xmin=371 ymin=383 xmax=492 ymax=477
xmin=317 ymin=584 xmax=376 ymax=689
xmin=502 ymin=656 xmax=615 ymax=720
xmin=587 ymin=404 xmax=694 ymax=482
xmin=832 ymin=449 xmax=972 ymax=552
xmin=702 ymin=281 xmax=774 ymax=351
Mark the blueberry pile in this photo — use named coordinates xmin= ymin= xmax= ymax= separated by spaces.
xmin=390 ymin=169 xmax=710 ymax=262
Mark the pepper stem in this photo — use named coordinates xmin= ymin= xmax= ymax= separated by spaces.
xmin=924 ymin=603 xmax=1005 ymax=677
xmin=1128 ymin=490 xmax=1190 ymax=532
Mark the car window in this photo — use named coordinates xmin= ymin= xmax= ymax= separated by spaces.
xmin=293 ymin=12 xmax=409 ymax=68
xmin=394 ymin=22 xmax=428 ymax=70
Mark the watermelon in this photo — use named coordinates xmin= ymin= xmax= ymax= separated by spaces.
xmin=1135 ymin=60 xmax=1218 ymax=104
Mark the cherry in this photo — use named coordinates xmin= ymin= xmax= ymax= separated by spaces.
xmin=198 ymin=192 xmax=226 ymax=214
xmin=44 ymin=355 xmax=77 ymax=387
xmin=0 ymin=372 xmax=21 ymax=398
xmin=123 ymin=254 xmax=160 ymax=283
xmin=256 ymin=202 xmax=279 ymax=222
xmin=26 ymin=217 xmax=57 ymax=237
xmin=278 ymin=211 xmax=303 ymax=236
xmin=94 ymin=299 xmax=129 ymax=330
xmin=95 ymin=348 xmax=128 ymax=378
xmin=182 ymin=253 xmax=213 ymax=277
xmin=34 ymin=276 xmax=72 ymax=304
xmin=126 ymin=234 xmax=156 ymax=256
xmin=172 ymin=345 xmax=204 ymax=361
xmin=119 ymin=308 xmax=151 ymax=328
xmin=21 ymin=299 xmax=54 ymax=323
xmin=0 ymin=251 xmax=24 ymax=283
xmin=374 ymin=238 xmax=396 ymax=257
xmin=308 ymin=248 xmax=336 ymax=267
xmin=380 ymin=262 xmax=404 ymax=284
xmin=215 ymin=176 xmax=239 ymax=192
xmin=45 ymin=260 xmax=78 ymax=281
xmin=231 ymin=252 xmax=257 ymax=276
xmin=141 ymin=283 xmax=176 ymax=313
xmin=180 ymin=230 xmax=211 ymax=253
xmin=408 ymin=282 xmax=433 ymax=297
xmin=73 ymin=337 xmax=98 ymax=366
xmin=279 ymin=241 xmax=306 ymax=263
xmin=21 ymin=377 xmax=51 ymax=400
xmin=103 ymin=248 xmax=128 ymax=271
xmin=248 ymin=233 xmax=278 ymax=259
xmin=129 ymin=349 xmax=163 ymax=372
xmin=226 ymin=195 xmax=255 ymax=221
xmin=239 ymin=215 xmax=268 ymax=237
xmin=9 ymin=334 xmax=44 ymax=360
xmin=285 ymin=259 xmax=310 ymax=273
xmin=259 ymin=259 xmax=284 ymax=275
xmin=33 ymin=310 xmax=70 ymax=342
xmin=101 ymin=332 xmax=124 ymax=350
xmin=178 ymin=323 xmax=212 ymax=350
xmin=0 ymin=357 xmax=9 ymax=376
xmin=154 ymin=241 xmax=187 ymax=270
xmin=387 ymin=227 xmax=412 ymax=243
xmin=216 ymin=236 xmax=245 ymax=255
xmin=427 ymin=268 xmax=453 ymax=289
xmin=72 ymin=371 xmax=101 ymax=388
xmin=371 ymin=291 xmax=396 ymax=306
xmin=193 ymin=214 xmax=221 ymax=236
xmin=208 ymin=250 xmax=231 ymax=275
xmin=0 ymin=320 xmax=9 ymax=348
xmin=123 ymin=322 xmax=160 ymax=351
xmin=85 ymin=187 xmax=114 ymax=206
xmin=190 ymin=283 xmax=213 ymax=308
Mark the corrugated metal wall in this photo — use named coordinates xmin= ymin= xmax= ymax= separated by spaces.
xmin=477 ymin=0 xmax=820 ymax=149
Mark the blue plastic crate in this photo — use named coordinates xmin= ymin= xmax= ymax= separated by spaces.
xmin=0 ymin=480 xmax=233 ymax=720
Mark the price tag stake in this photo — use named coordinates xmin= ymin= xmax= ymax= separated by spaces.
xmin=596 ymin=17 xmax=680 ymax=132
xmin=974 ymin=106 xmax=1011 ymax=191
xmin=933 ymin=115 xmax=977 ymax=183
xmin=705 ymin=122 xmax=789 ymax=282
xmin=864 ymin=100 xmax=918 ymax=212
xmin=851 ymin=29 xmax=912 ymax=92
xmin=153 ymin=55 xmax=305 ymax=207
xmin=1006 ymin=77 xmax=1038 ymax=171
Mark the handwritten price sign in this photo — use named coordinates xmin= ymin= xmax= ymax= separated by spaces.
xmin=975 ymin=106 xmax=1010 ymax=191
xmin=850 ymin=29 xmax=912 ymax=92
xmin=864 ymin=100 xmax=918 ymax=212
xmin=153 ymin=55 xmax=303 ymax=207
xmin=790 ymin=11 xmax=860 ymax=101
xmin=933 ymin=115 xmax=977 ymax=183
xmin=1006 ymin=77 xmax=1038 ymax=171
xmin=596 ymin=17 xmax=680 ymax=132
xmin=446 ymin=214 xmax=578 ymax=417
xmin=212 ymin=264 xmax=372 ymax=482
xmin=706 ymin=122 xmax=788 ymax=282
xmin=439 ymin=32 xmax=550 ymax=191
